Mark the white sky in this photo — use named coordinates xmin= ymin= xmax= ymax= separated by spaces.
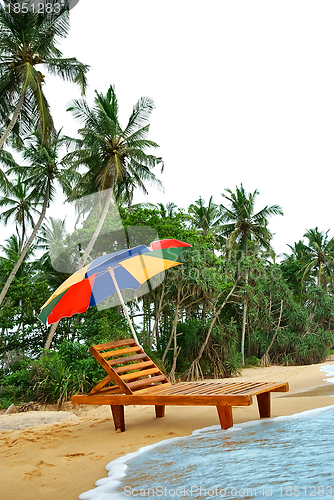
xmin=6 ymin=0 xmax=334 ymax=258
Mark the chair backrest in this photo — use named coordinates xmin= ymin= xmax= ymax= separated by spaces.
xmin=89 ymin=338 xmax=170 ymax=396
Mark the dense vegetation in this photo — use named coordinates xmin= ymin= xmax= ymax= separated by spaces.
xmin=1 ymin=1 xmax=334 ymax=408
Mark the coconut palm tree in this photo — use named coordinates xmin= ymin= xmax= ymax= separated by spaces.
xmin=188 ymin=196 xmax=222 ymax=236
xmin=155 ymin=202 xmax=178 ymax=218
xmin=0 ymin=175 xmax=40 ymax=254
xmin=36 ymin=216 xmax=79 ymax=277
xmin=220 ymin=184 xmax=283 ymax=364
xmin=284 ymin=240 xmax=310 ymax=262
xmin=300 ymin=228 xmax=334 ymax=290
xmin=0 ymin=0 xmax=89 ymax=148
xmin=0 ymin=233 xmax=36 ymax=279
xmin=0 ymin=128 xmax=77 ymax=307
xmin=0 ymin=148 xmax=17 ymax=193
xmin=66 ymin=84 xmax=163 ymax=266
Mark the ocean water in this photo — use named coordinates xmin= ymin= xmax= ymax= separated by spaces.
xmin=79 ymin=366 xmax=334 ymax=500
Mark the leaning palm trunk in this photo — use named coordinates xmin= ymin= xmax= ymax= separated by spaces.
xmin=0 ymin=180 xmax=50 ymax=307
xmin=0 ymin=88 xmax=26 ymax=150
xmin=162 ymin=292 xmax=180 ymax=365
xmin=44 ymin=189 xmax=114 ymax=349
xmin=168 ymin=299 xmax=182 ymax=384
xmin=80 ymin=188 xmax=114 ymax=267
xmin=44 ymin=320 xmax=59 ymax=350
xmin=148 ymin=283 xmax=165 ymax=349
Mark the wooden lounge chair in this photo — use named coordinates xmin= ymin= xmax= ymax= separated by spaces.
xmin=71 ymin=339 xmax=289 ymax=432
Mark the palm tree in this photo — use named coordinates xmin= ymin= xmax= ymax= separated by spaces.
xmin=300 ymin=228 xmax=334 ymax=290
xmin=284 ymin=240 xmax=310 ymax=262
xmin=66 ymin=84 xmax=163 ymax=266
xmin=0 ymin=148 xmax=16 ymax=193
xmin=0 ymin=0 xmax=89 ymax=148
xmin=0 ymin=233 xmax=36 ymax=279
xmin=188 ymin=196 xmax=222 ymax=236
xmin=220 ymin=184 xmax=283 ymax=364
xmin=155 ymin=202 xmax=177 ymax=218
xmin=0 ymin=128 xmax=77 ymax=307
xmin=36 ymin=216 xmax=79 ymax=277
xmin=188 ymin=196 xmax=224 ymax=250
xmin=0 ymin=175 xmax=40 ymax=253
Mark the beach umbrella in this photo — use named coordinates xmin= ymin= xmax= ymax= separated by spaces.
xmin=38 ymin=239 xmax=191 ymax=344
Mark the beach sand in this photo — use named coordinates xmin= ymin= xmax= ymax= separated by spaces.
xmin=1 ymin=362 xmax=334 ymax=500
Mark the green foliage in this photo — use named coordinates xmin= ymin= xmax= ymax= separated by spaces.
xmin=245 ymin=356 xmax=260 ymax=366
xmin=120 ymin=206 xmax=208 ymax=248
xmin=0 ymin=339 xmax=106 ymax=408
xmin=77 ymin=307 xmax=132 ymax=344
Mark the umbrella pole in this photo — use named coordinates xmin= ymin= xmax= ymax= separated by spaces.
xmin=108 ymin=268 xmax=140 ymax=345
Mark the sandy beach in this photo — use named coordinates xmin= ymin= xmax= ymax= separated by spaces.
xmin=1 ymin=362 xmax=334 ymax=500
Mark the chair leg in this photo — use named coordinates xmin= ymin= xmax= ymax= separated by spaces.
xmin=257 ymin=392 xmax=270 ymax=418
xmin=216 ymin=405 xmax=233 ymax=430
xmin=110 ymin=405 xmax=125 ymax=432
xmin=155 ymin=405 xmax=165 ymax=418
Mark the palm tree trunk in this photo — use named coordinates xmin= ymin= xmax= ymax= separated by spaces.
xmin=44 ymin=320 xmax=59 ymax=350
xmin=162 ymin=290 xmax=180 ymax=364
xmin=149 ymin=283 xmax=165 ymax=349
xmin=241 ymin=237 xmax=249 ymax=365
xmin=80 ymin=188 xmax=114 ymax=267
xmin=0 ymin=180 xmax=50 ymax=308
xmin=18 ymin=218 xmax=26 ymax=255
xmin=0 ymin=89 xmax=26 ymax=150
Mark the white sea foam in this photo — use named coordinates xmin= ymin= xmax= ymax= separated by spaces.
xmin=79 ymin=365 xmax=334 ymax=499
xmin=320 ymin=364 xmax=334 ymax=384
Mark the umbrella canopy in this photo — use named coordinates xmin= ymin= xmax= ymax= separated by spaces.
xmin=38 ymin=239 xmax=191 ymax=329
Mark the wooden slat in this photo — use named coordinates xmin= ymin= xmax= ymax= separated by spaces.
xmin=114 ymin=361 xmax=155 ymax=374
xmin=120 ymin=367 xmax=161 ymax=382
xmin=150 ymin=381 xmax=289 ymax=397
xmin=135 ymin=382 xmax=172 ymax=394
xmin=128 ymin=375 xmax=167 ymax=390
xmin=94 ymin=339 xmax=136 ymax=351
xmin=71 ymin=393 xmax=253 ymax=406
xmin=262 ymin=383 xmax=289 ymax=393
xmin=108 ymin=353 xmax=148 ymax=366
xmin=95 ymin=386 xmax=126 ymax=395
xmin=100 ymin=346 xmax=142 ymax=358
xmin=89 ymin=374 xmax=113 ymax=395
